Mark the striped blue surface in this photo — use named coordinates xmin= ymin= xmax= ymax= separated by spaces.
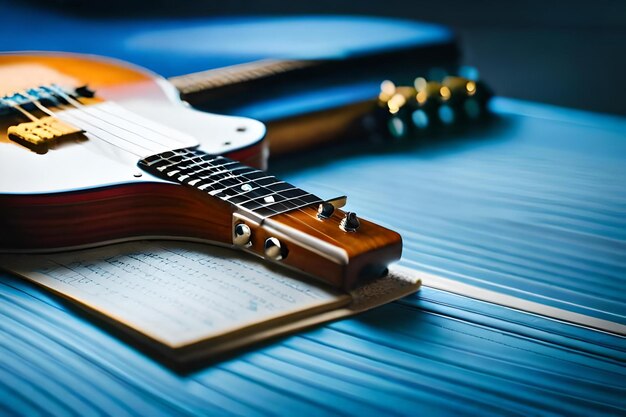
xmin=1 ymin=272 xmax=624 ymax=416
xmin=273 ymin=98 xmax=626 ymax=327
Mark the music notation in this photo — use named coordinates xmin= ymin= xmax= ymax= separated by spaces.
xmin=0 ymin=242 xmax=346 ymax=347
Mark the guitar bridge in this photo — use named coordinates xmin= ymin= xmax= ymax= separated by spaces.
xmin=7 ymin=116 xmax=84 ymax=153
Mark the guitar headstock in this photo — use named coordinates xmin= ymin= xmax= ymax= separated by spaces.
xmin=373 ymin=68 xmax=493 ymax=141
xmin=231 ymin=196 xmax=402 ymax=290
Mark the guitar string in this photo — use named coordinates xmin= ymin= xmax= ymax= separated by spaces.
xmin=44 ymin=88 xmax=330 ymax=221
xmin=29 ymin=96 xmax=321 ymax=223
xmin=7 ymin=92 xmax=149 ymax=157
xmin=44 ymin=89 xmax=323 ymax=220
xmin=162 ymin=147 xmax=348 ymax=247
xmin=14 ymin=92 xmax=292 ymax=206
xmin=155 ymin=148 xmax=350 ymax=247
xmin=2 ymin=101 xmax=40 ymax=122
xmin=28 ymin=94 xmax=350 ymax=247
xmin=81 ymin=103 xmax=190 ymax=145
xmin=159 ymin=148 xmax=319 ymax=211
xmin=47 ymin=87 xmax=179 ymax=154
xmin=49 ymin=88 xmax=189 ymax=148
xmin=23 ymin=90 xmax=347 ymax=241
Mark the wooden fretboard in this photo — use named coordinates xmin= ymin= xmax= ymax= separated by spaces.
xmin=169 ymin=59 xmax=317 ymax=96
xmin=139 ymin=148 xmax=322 ymax=218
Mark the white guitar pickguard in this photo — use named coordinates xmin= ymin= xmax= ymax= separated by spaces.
xmin=1 ymin=100 xmax=265 ymax=194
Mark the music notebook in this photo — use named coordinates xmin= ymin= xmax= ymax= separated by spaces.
xmin=0 ymin=241 xmax=420 ymax=365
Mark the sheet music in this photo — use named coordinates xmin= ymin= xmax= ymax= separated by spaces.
xmin=0 ymin=242 xmax=348 ymax=348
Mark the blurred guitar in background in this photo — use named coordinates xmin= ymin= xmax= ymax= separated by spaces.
xmin=170 ymin=61 xmax=493 ymax=155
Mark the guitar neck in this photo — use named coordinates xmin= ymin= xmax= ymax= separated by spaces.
xmin=139 ymin=148 xmax=322 ymax=220
xmin=169 ymin=59 xmax=318 ymax=97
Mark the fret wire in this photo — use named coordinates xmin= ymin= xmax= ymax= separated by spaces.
xmin=215 ymin=176 xmax=290 ymax=201
xmin=258 ymin=195 xmax=322 ymax=216
xmin=194 ymin=165 xmax=261 ymax=187
xmin=141 ymin=148 xmax=322 ymax=218
xmin=163 ymin=152 xmax=238 ymax=173
xmin=220 ymin=186 xmax=263 ymax=201
xmin=201 ymin=173 xmax=276 ymax=194
xmin=220 ymin=180 xmax=287 ymax=202
xmin=170 ymin=158 xmax=227 ymax=175
xmin=225 ymin=186 xmax=302 ymax=204
xmin=191 ymin=170 xmax=249 ymax=192
xmin=191 ymin=153 xmax=321 ymax=214
xmin=175 ymin=162 xmax=233 ymax=178
xmin=196 ymin=167 xmax=250 ymax=185
xmin=241 ymin=191 xmax=316 ymax=210
xmin=156 ymin=153 xmax=227 ymax=177
xmin=196 ymin=171 xmax=261 ymax=193
xmin=196 ymin=163 xmax=249 ymax=179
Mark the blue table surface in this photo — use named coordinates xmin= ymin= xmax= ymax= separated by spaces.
xmin=1 ymin=273 xmax=624 ymax=417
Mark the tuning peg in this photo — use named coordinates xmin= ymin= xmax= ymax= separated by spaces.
xmin=264 ymin=237 xmax=287 ymax=261
xmin=317 ymin=202 xmax=335 ymax=219
xmin=340 ymin=212 xmax=360 ymax=232
xmin=233 ymin=223 xmax=252 ymax=247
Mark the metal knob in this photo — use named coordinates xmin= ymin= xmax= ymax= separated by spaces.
xmin=233 ymin=223 xmax=252 ymax=247
xmin=264 ymin=237 xmax=286 ymax=261
xmin=317 ymin=202 xmax=335 ymax=219
xmin=340 ymin=212 xmax=360 ymax=232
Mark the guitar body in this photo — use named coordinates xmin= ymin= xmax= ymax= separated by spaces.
xmin=0 ymin=53 xmax=401 ymax=290
xmin=0 ymin=53 xmax=266 ymax=250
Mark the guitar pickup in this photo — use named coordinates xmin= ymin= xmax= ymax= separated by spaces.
xmin=7 ymin=116 xmax=84 ymax=154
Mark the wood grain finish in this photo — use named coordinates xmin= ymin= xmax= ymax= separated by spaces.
xmin=0 ymin=183 xmax=234 ymax=250
xmin=237 ymin=205 xmax=402 ymax=289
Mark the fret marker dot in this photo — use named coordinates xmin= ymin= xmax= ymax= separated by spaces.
xmin=241 ymin=184 xmax=253 ymax=192
xmin=264 ymin=196 xmax=275 ymax=203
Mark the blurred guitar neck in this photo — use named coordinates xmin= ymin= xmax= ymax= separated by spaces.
xmin=169 ymin=59 xmax=318 ymax=97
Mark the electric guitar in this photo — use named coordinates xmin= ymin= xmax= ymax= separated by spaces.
xmin=0 ymin=52 xmax=401 ymax=290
